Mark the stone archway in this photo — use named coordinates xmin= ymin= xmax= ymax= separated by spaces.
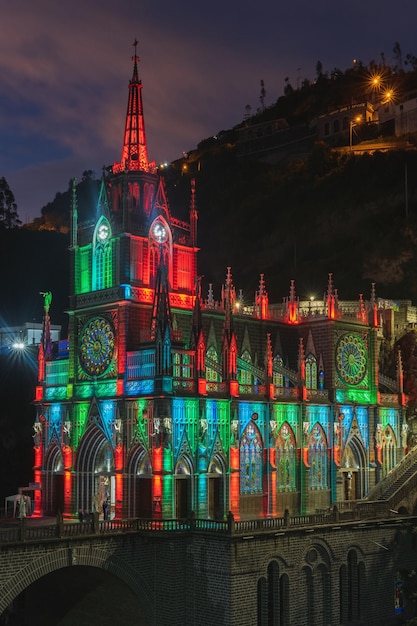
xmin=340 ymin=436 xmax=367 ymax=500
xmin=0 ymin=546 xmax=153 ymax=624
xmin=75 ymin=425 xmax=115 ymax=518
xmin=126 ymin=444 xmax=152 ymax=518
xmin=207 ymin=454 xmax=227 ymax=520
xmin=175 ymin=456 xmax=193 ymax=519
xmin=43 ymin=445 xmax=64 ymax=515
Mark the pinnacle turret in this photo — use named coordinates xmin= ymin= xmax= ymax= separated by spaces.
xmin=113 ymin=40 xmax=156 ymax=174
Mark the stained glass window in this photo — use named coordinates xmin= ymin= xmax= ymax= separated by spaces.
xmin=93 ymin=219 xmax=112 ymax=291
xmin=206 ymin=346 xmax=220 ymax=382
xmin=240 ymin=421 xmax=263 ymax=494
xmin=275 ymin=422 xmax=296 ymax=491
xmin=273 ymin=355 xmax=284 ymax=388
xmin=79 ymin=248 xmax=91 ymax=293
xmin=239 ymin=350 xmax=252 ymax=385
xmin=173 ymin=352 xmax=181 ymax=378
xmin=307 ymin=423 xmax=328 ymax=489
xmin=306 ymin=353 xmax=317 ymax=389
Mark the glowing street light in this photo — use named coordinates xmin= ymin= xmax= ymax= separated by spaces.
xmin=12 ymin=342 xmax=25 ymax=350
xmin=349 ymin=115 xmax=362 ymax=151
xmin=382 ymin=88 xmax=394 ymax=103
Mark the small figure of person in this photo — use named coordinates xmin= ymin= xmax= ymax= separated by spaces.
xmin=103 ymin=499 xmax=110 ymax=521
xmin=19 ymin=495 xmax=27 ymax=520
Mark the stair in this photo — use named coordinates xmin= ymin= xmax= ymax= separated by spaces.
xmin=366 ymin=445 xmax=417 ymax=509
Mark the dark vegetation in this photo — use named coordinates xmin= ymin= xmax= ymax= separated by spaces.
xmin=18 ymin=53 xmax=417 ymax=306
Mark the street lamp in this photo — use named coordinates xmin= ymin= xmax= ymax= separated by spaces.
xmin=349 ymin=115 xmax=362 ymax=151
xmin=12 ymin=342 xmax=25 ymax=350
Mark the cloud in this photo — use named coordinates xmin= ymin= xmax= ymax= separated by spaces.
xmin=2 ymin=0 xmax=417 ymax=219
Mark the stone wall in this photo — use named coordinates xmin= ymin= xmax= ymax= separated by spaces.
xmin=1 ymin=518 xmax=416 ymax=625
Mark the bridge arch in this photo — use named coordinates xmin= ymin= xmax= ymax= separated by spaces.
xmin=0 ymin=544 xmax=153 ymax=623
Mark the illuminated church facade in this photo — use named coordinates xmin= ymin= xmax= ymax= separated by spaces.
xmin=32 ymin=46 xmax=408 ymax=521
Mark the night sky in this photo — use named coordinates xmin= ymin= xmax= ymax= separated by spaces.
xmin=2 ymin=1 xmax=417 ymax=222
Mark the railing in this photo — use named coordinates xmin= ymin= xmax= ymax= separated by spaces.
xmin=385 ymin=471 xmax=417 ymax=509
xmin=273 ymin=387 xmax=299 ymax=400
xmin=0 ymin=502 xmax=408 ymax=546
xmin=206 ymin=382 xmax=228 ymax=394
xmin=379 ymin=393 xmax=399 ymax=405
xmin=173 ymin=379 xmax=196 ymax=392
xmin=366 ymin=444 xmax=417 ymax=501
xmin=238 ymin=384 xmax=267 ymax=396
xmin=379 ymin=374 xmax=398 ymax=393
xmin=306 ymin=389 xmax=329 ymax=401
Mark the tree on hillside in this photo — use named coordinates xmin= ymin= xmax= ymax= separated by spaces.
xmin=0 ymin=177 xmax=21 ymax=229
xmin=259 ymin=80 xmax=266 ymax=112
xmin=39 ymin=173 xmax=100 ymax=232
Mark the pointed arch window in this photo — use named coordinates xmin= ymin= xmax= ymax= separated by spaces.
xmin=239 ymin=349 xmax=252 ymax=385
xmin=273 ymin=354 xmax=284 ymax=388
xmin=306 ymin=353 xmax=317 ymax=389
xmin=128 ymin=182 xmax=139 ymax=210
xmin=275 ymin=422 xmax=296 ymax=491
xmin=307 ymin=423 xmax=328 ymax=489
xmin=149 ymin=218 xmax=170 ymax=286
xmin=206 ymin=346 xmax=220 ymax=382
xmin=93 ymin=218 xmax=112 ymax=291
xmin=79 ymin=248 xmax=91 ymax=293
xmin=173 ymin=352 xmax=181 ymax=378
xmin=143 ymin=182 xmax=154 ymax=217
xmin=149 ymin=246 xmax=157 ymax=286
xmin=240 ymin=421 xmax=263 ymax=494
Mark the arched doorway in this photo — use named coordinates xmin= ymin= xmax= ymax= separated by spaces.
xmin=43 ymin=445 xmax=64 ymax=515
xmin=340 ymin=436 xmax=367 ymax=500
xmin=75 ymin=425 xmax=115 ymax=518
xmin=126 ymin=445 xmax=152 ymax=518
xmin=207 ymin=454 xmax=226 ymax=519
xmin=175 ymin=457 xmax=192 ymax=519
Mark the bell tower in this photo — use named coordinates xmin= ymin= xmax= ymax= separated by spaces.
xmin=71 ymin=41 xmax=197 ymax=302
xmin=42 ymin=43 xmax=199 ymax=518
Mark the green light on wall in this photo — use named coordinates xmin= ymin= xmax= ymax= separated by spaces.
xmin=163 ymin=448 xmax=173 ymax=472
xmin=336 ymin=388 xmax=374 ymax=404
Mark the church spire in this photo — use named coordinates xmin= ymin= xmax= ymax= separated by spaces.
xmin=113 ymin=40 xmax=156 ymax=174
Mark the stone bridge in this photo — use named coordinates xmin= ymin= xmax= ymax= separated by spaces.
xmin=1 ymin=509 xmax=417 ymax=626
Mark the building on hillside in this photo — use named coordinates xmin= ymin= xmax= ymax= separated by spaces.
xmin=32 ymin=46 xmax=409 ymax=522
xmin=315 ymin=101 xmax=377 ymax=144
xmin=0 ymin=321 xmax=61 ymax=352
xmin=395 ymin=94 xmax=417 ymax=135
xmin=236 ymin=118 xmax=315 ymax=163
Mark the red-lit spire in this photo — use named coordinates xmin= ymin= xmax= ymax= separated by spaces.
xmin=255 ymin=274 xmax=269 ymax=319
xmin=284 ymin=280 xmax=299 ymax=323
xmin=325 ymin=273 xmax=339 ymax=320
xmin=113 ymin=40 xmax=156 ymax=174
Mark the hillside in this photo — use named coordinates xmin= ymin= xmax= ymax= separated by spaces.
xmin=16 ymin=60 xmax=417 ymax=309
xmin=165 ymin=141 xmax=417 ymax=304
